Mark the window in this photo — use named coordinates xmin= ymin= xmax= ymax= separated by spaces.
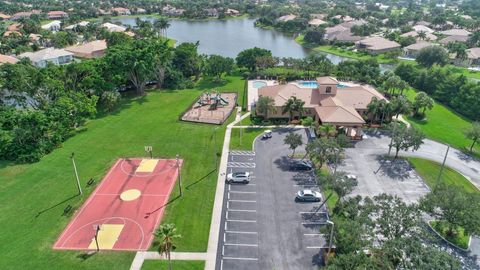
xmin=326 ymin=86 xmax=332 ymax=93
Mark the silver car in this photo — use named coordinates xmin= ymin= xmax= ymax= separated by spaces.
xmin=226 ymin=172 xmax=250 ymax=184
xmin=295 ymin=189 xmax=322 ymax=202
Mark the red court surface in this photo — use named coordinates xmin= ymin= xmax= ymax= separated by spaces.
xmin=53 ymin=158 xmax=182 ymax=251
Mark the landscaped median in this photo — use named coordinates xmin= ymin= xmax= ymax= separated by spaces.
xmin=408 ymin=157 xmax=479 ymax=250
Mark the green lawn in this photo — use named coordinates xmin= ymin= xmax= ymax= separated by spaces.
xmin=0 ymin=76 xmax=245 ymax=269
xmin=404 ymin=89 xmax=479 ymax=155
xmin=407 ymin=157 xmax=479 ymax=193
xmin=141 ymin=260 xmax=204 ymax=270
xmin=448 ymin=65 xmax=480 ymax=80
xmin=430 ymin=220 xmax=470 ymax=249
xmin=230 ymin=128 xmax=265 ymax=151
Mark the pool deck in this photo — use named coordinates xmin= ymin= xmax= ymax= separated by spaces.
xmin=247 ymin=80 xmax=277 ymax=111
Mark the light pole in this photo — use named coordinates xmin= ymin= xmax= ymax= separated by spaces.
xmin=436 ymin=145 xmax=450 ymax=189
xmin=71 ymin=152 xmax=82 ymax=195
xmin=176 ymin=154 xmax=183 ymax=196
xmin=93 ymin=224 xmax=101 ymax=252
xmin=326 ymin=220 xmax=335 ymax=264
xmin=388 ymin=122 xmax=397 ymax=156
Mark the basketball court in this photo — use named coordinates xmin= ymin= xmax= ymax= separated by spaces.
xmin=53 ymin=158 xmax=182 ymax=251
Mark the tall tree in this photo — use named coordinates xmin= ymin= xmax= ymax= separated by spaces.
xmin=389 ymin=125 xmax=425 ymax=159
xmin=255 ymin=96 xmax=276 ymax=118
xmin=412 ymin=91 xmax=434 ymax=116
xmin=155 ymin=224 xmax=181 ymax=270
xmin=416 ymin=46 xmax=449 ymax=67
xmin=236 ymin=47 xmax=272 ymax=71
xmin=284 ymin=133 xmax=303 ymax=157
xmin=205 ymin=55 xmax=235 ymax=80
xmin=282 ymin=96 xmax=305 ymax=121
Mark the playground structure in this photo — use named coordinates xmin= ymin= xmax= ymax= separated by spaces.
xmin=194 ymin=91 xmax=230 ymax=110
xmin=182 ymin=92 xmax=237 ymax=125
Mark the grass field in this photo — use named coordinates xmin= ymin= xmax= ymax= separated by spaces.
xmin=0 ymin=76 xmax=244 ymax=270
xmin=404 ymin=89 xmax=479 ymax=155
xmin=141 ymin=260 xmax=204 ymax=270
xmin=407 ymin=157 xmax=479 ymax=193
xmin=229 ymin=128 xmax=265 ymax=151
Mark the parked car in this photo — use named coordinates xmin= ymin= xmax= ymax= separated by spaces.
xmin=295 ymin=189 xmax=322 ymax=202
xmin=262 ymin=130 xmax=272 ymax=139
xmin=226 ymin=171 xmax=250 ymax=184
xmin=345 ymin=174 xmax=357 ymax=180
xmin=290 ymin=159 xmax=313 ymax=171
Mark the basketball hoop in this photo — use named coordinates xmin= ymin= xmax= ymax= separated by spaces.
xmin=144 ymin=146 xmax=153 ymax=159
xmin=93 ymin=224 xmax=102 ymax=252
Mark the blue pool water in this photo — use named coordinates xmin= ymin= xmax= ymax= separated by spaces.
xmin=298 ymin=81 xmax=349 ymax=89
xmin=253 ymin=81 xmax=267 ymax=89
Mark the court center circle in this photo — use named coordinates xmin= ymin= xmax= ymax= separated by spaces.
xmin=120 ymin=189 xmax=141 ymax=201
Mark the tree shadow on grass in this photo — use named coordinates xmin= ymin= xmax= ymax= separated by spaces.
xmin=143 ymin=194 xmax=181 ymax=219
xmin=35 ymin=194 xmax=80 ymax=218
xmin=76 ymin=251 xmax=97 ymax=261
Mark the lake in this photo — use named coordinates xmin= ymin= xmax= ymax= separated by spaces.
xmin=114 ymin=17 xmax=393 ymax=70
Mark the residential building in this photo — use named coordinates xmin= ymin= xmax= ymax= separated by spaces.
xmin=401 ymin=31 xmax=438 ymax=41
xmin=324 ymin=25 xmax=362 ymax=42
xmin=0 ymin=54 xmax=19 ymax=64
xmin=439 ymin=35 xmax=468 ymax=45
xmin=162 ymin=5 xmax=185 ymax=16
xmin=7 ymin=23 xmax=20 ymax=31
xmin=41 ymin=20 xmax=61 ymax=31
xmin=439 ymin=28 xmax=471 ymax=37
xmin=0 ymin=13 xmax=11 ymax=20
xmin=11 ymin=11 xmax=33 ymax=20
xmin=356 ymin=36 xmax=401 ymax=54
xmin=225 ymin=8 xmax=240 ymax=16
xmin=66 ymin=40 xmax=107 ymax=59
xmin=47 ymin=11 xmax=68 ymax=20
xmin=64 ymin=21 xmax=89 ymax=30
xmin=404 ymin=42 xmax=437 ymax=58
xmin=101 ymin=22 xmax=127 ymax=33
xmin=466 ymin=48 xmax=480 ymax=66
xmin=333 ymin=15 xmax=354 ymax=22
xmin=277 ymin=14 xmax=296 ymax=22
xmin=19 ymin=48 xmax=74 ymax=68
xmin=257 ymin=76 xmax=387 ymax=138
xmin=412 ymin=24 xmax=434 ymax=33
xmin=308 ymin=18 xmax=327 ymax=27
xmin=135 ymin=8 xmax=147 ymax=14
xmin=111 ymin=7 xmax=131 ymax=16
xmin=310 ymin=13 xmax=327 ymax=20
xmin=204 ymin=8 xmax=218 ymax=17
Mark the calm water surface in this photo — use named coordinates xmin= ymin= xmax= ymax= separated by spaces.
xmin=114 ymin=17 xmax=393 ymax=71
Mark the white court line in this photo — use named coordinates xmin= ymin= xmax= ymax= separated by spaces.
xmin=227 ymin=219 xmax=256 ymax=223
xmin=222 ymin=257 xmax=258 ymax=261
xmin=95 ymin=193 xmax=168 ymax=196
xmin=228 ymin=209 xmax=256 ymax=212
xmin=225 ymin=231 xmax=258 ymax=234
xmin=228 ymin=200 xmax=256 ymax=203
xmin=224 ymin=243 xmax=258 ymax=247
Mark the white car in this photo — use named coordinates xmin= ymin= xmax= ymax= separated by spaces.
xmin=346 ymin=174 xmax=357 ymax=180
xmin=226 ymin=172 xmax=250 ymax=184
xmin=295 ymin=189 xmax=322 ymax=202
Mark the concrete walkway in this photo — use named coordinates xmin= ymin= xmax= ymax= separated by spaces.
xmin=130 ymin=108 xmax=250 ymax=270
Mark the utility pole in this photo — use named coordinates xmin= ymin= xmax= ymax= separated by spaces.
xmin=388 ymin=122 xmax=397 ymax=156
xmin=436 ymin=145 xmax=450 ymax=189
xmin=333 ymin=148 xmax=340 ymax=175
xmin=71 ymin=152 xmax=82 ymax=195
xmin=176 ymin=154 xmax=183 ymax=196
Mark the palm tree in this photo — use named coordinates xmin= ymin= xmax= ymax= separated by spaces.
xmin=282 ymin=96 xmax=305 ymax=121
xmin=154 ymin=17 xmax=171 ymax=37
xmin=155 ymin=224 xmax=181 ymax=270
xmin=256 ymin=96 xmax=276 ymax=119
xmin=417 ymin=31 xmax=427 ymax=41
xmin=367 ymin=97 xmax=381 ymax=123
xmin=318 ymin=123 xmax=337 ymax=138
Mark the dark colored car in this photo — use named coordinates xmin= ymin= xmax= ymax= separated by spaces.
xmin=290 ymin=159 xmax=313 ymax=171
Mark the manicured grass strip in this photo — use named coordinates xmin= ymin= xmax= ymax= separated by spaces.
xmin=141 ymin=260 xmax=205 ymax=270
xmin=316 ymin=168 xmax=339 ymax=211
xmin=404 ymin=88 xmax=480 ymax=155
xmin=230 ymin=128 xmax=265 ymax=151
xmin=430 ymin=220 xmax=470 ymax=249
xmin=407 ymin=157 xmax=479 ymax=193
xmin=0 ymin=76 xmax=245 ymax=269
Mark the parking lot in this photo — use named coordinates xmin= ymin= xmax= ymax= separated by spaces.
xmin=216 ymin=129 xmax=327 ymax=270
xmin=337 ymin=136 xmax=430 ymax=204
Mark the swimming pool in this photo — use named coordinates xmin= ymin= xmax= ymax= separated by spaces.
xmin=252 ymin=81 xmax=267 ymax=89
xmin=337 ymin=83 xmax=348 ymax=88
xmin=298 ymin=81 xmax=318 ymax=88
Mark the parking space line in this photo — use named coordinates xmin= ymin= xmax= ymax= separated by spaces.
xmin=227 ymin=219 xmax=257 ymax=223
xmin=224 ymin=243 xmax=258 ymax=247
xmin=228 ymin=199 xmax=256 ymax=202
xmin=228 ymin=209 xmax=256 ymax=212
xmin=225 ymin=231 xmax=258 ymax=234
xmin=229 ymin=191 xmax=256 ymax=194
xmin=222 ymin=257 xmax=258 ymax=261
xmin=302 ymin=222 xmax=327 ymax=225
xmin=304 ymin=233 xmax=325 ymax=236
xmin=306 ymin=246 xmax=324 ymax=249
xmin=299 ymin=211 xmax=326 ymax=214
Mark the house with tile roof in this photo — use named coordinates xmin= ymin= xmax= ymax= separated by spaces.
xmin=0 ymin=54 xmax=19 ymax=64
xmin=404 ymin=42 xmax=437 ymax=58
xmin=356 ymin=36 xmax=401 ymax=54
xmin=47 ymin=11 xmax=68 ymax=20
xmin=66 ymin=40 xmax=107 ymax=59
xmin=256 ymin=77 xmax=386 ymax=138
xmin=400 ymin=31 xmax=437 ymax=41
xmin=439 ymin=28 xmax=471 ymax=37
xmin=19 ymin=48 xmax=73 ymax=68
xmin=111 ymin=7 xmax=131 ymax=16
